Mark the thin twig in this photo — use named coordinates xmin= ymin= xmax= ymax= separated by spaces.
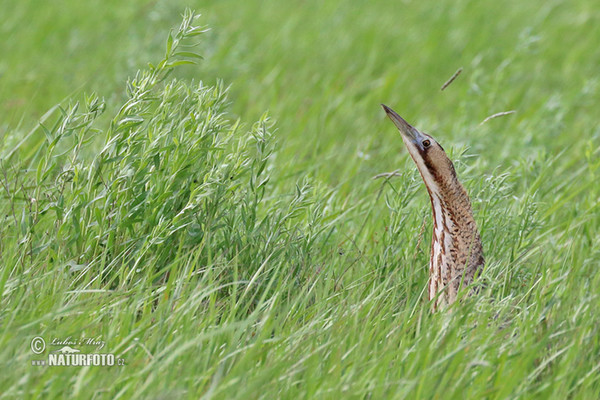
xmin=480 ymin=110 xmax=516 ymax=125
xmin=441 ymin=67 xmax=463 ymax=91
xmin=372 ymin=170 xmax=401 ymax=180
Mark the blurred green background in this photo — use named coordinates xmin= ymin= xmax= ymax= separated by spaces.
xmin=3 ymin=0 xmax=598 ymax=186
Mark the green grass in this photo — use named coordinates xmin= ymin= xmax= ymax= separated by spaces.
xmin=1 ymin=1 xmax=599 ymax=399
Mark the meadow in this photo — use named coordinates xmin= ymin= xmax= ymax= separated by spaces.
xmin=1 ymin=0 xmax=599 ymax=398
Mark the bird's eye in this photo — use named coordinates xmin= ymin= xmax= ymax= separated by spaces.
xmin=422 ymin=139 xmax=431 ymax=148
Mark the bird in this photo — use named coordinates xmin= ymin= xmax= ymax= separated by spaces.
xmin=381 ymin=104 xmax=484 ymax=310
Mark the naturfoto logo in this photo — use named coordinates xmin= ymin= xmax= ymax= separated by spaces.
xmin=30 ymin=336 xmax=125 ymax=367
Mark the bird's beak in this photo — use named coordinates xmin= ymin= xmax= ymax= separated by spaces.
xmin=381 ymin=104 xmax=424 ymax=146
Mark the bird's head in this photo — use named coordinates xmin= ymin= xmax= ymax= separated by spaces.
xmin=381 ymin=104 xmax=457 ymax=197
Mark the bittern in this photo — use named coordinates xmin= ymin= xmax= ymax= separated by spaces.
xmin=382 ymin=105 xmax=484 ymax=309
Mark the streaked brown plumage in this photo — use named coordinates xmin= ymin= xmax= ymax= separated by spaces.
xmin=382 ymin=105 xmax=484 ymax=310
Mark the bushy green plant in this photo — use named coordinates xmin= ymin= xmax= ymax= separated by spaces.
xmin=1 ymin=11 xmax=331 ymax=296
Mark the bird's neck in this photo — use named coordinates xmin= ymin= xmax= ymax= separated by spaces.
xmin=427 ymin=176 xmax=476 ymax=231
xmin=426 ymin=175 xmax=482 ymax=308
